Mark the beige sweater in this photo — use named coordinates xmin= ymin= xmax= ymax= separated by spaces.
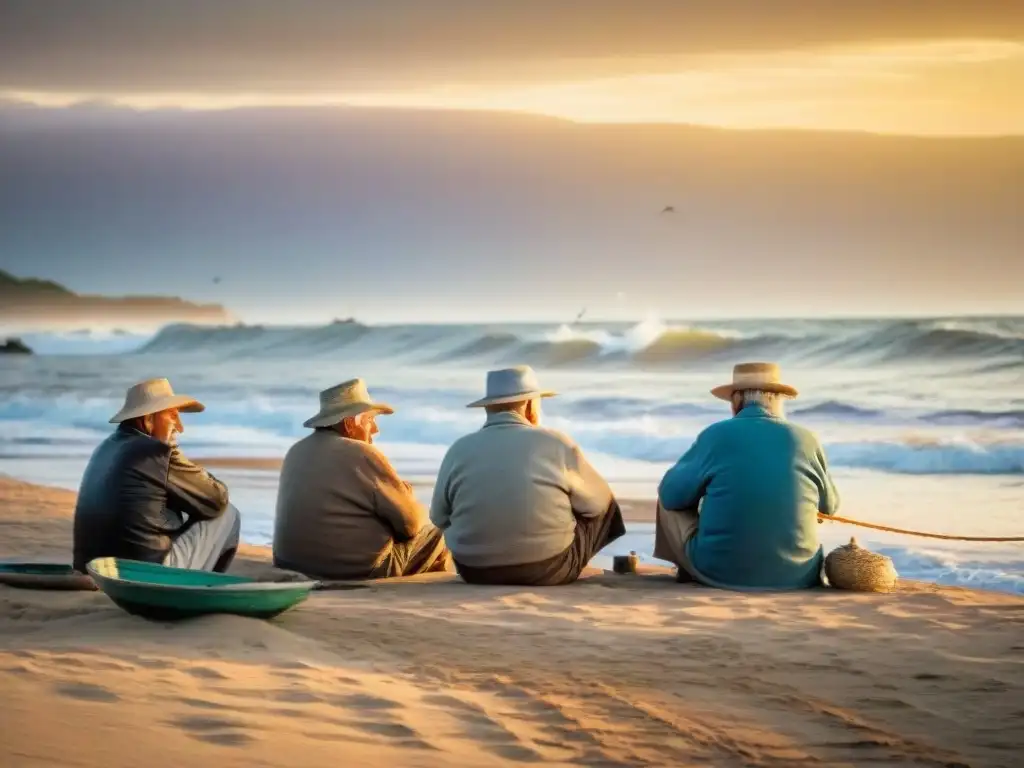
xmin=430 ymin=411 xmax=613 ymax=567
xmin=273 ymin=429 xmax=427 ymax=579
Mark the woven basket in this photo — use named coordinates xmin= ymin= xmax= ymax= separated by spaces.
xmin=824 ymin=537 xmax=898 ymax=593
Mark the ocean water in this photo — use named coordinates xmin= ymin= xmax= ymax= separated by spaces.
xmin=1 ymin=316 xmax=1022 ymax=593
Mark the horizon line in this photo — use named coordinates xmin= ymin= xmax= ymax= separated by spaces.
xmin=3 ymin=96 xmax=1023 ymax=141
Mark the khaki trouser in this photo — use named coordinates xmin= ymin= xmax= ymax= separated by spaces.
xmin=372 ymin=524 xmax=452 ymax=579
xmin=653 ymin=502 xmax=702 ymax=581
xmin=454 ymin=499 xmax=627 ymax=587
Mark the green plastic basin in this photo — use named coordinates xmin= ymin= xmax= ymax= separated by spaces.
xmin=86 ymin=557 xmax=317 ymax=620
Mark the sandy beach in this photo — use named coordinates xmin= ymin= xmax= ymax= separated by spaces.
xmin=1 ymin=475 xmax=1022 ymax=767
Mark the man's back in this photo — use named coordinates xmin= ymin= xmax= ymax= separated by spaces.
xmin=273 ymin=429 xmax=425 ymax=579
xmin=431 ymin=412 xmax=605 ymax=567
xmin=660 ymin=405 xmax=838 ymax=589
xmin=73 ymin=426 xmax=183 ymax=570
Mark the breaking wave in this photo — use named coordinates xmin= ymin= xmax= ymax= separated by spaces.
xmin=133 ymin=316 xmax=1024 ymax=369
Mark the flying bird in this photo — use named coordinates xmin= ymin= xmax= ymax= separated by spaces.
xmin=661 ymin=206 xmax=675 ymax=214
xmin=212 ymin=276 xmax=222 ymax=284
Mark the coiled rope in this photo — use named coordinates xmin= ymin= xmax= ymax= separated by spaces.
xmin=818 ymin=513 xmax=1024 ymax=542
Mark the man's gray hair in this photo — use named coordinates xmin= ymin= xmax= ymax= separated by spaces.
xmin=732 ymin=389 xmax=786 ymax=418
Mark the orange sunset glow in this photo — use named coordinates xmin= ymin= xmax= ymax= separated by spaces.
xmin=6 ymin=38 xmax=1024 ymax=136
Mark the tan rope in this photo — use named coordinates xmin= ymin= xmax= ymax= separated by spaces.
xmin=818 ymin=513 xmax=1024 ymax=542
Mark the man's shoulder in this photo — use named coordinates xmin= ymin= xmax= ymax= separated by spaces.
xmin=696 ymin=417 xmax=736 ymax=442
xmin=104 ymin=426 xmax=171 ymax=461
xmin=442 ymin=429 xmax=476 ymax=454
xmin=283 ymin=431 xmax=321 ymax=459
xmin=443 ymin=423 xmax=575 ymax=461
xmin=712 ymin=414 xmax=822 ymax=448
xmin=284 ymin=430 xmax=381 ymax=464
xmin=785 ymin=420 xmax=825 ymax=451
xmin=533 ymin=425 xmax=579 ymax=451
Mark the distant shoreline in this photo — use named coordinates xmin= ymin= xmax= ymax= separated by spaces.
xmin=0 ymin=268 xmax=234 ymax=331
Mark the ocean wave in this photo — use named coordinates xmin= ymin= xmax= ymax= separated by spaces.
xmin=128 ymin=316 xmax=1024 ymax=369
xmin=3 ymin=388 xmax=1021 ymax=475
xmin=824 ymin=438 xmax=1024 ymax=475
xmin=872 ymin=547 xmax=1024 ymax=595
xmin=924 ymin=409 xmax=1024 ymax=429
xmin=870 ymin=320 xmax=1024 ymax=362
xmin=792 ymin=400 xmax=885 ymax=419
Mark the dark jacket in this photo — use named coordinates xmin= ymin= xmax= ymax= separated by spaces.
xmin=73 ymin=425 xmax=229 ymax=571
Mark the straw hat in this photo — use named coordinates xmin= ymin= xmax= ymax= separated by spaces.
xmin=711 ymin=362 xmax=798 ymax=401
xmin=303 ymin=378 xmax=394 ymax=428
xmin=109 ymin=378 xmax=204 ymax=423
xmin=466 ymin=365 xmax=557 ymax=408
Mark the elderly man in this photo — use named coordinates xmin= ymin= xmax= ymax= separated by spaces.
xmin=73 ymin=378 xmax=240 ymax=573
xmin=431 ymin=365 xmax=625 ymax=586
xmin=273 ymin=379 xmax=449 ymax=580
xmin=656 ymin=362 xmax=840 ymax=590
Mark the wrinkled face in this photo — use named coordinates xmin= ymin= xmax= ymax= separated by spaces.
xmin=143 ymin=407 xmax=183 ymax=444
xmin=343 ymin=411 xmax=379 ymax=444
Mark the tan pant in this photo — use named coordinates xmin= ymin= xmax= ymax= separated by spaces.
xmin=372 ymin=524 xmax=452 ymax=579
xmin=653 ymin=502 xmax=702 ymax=581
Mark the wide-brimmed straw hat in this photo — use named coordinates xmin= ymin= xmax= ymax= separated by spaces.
xmin=710 ymin=362 xmax=798 ymax=401
xmin=303 ymin=378 xmax=394 ymax=428
xmin=109 ymin=378 xmax=204 ymax=423
xmin=466 ymin=365 xmax=557 ymax=408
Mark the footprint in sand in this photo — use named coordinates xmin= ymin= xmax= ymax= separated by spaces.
xmin=53 ymin=656 xmax=133 ymax=672
xmin=168 ymin=715 xmax=255 ymax=746
xmin=133 ymin=658 xmax=174 ymax=670
xmin=424 ymin=693 xmax=539 ymax=759
xmin=196 ymin=733 xmax=253 ymax=747
xmin=273 ymin=660 xmax=313 ymax=671
xmin=272 ymin=688 xmax=323 ymax=704
xmin=330 ymin=693 xmax=401 ymax=710
xmin=422 ymin=693 xmax=484 ymax=713
xmin=176 ymin=697 xmax=231 ymax=711
xmin=184 ymin=666 xmax=228 ymax=680
xmin=352 ymin=721 xmax=419 ymax=739
xmin=54 ymin=682 xmax=120 ymax=703
xmin=486 ymin=744 xmax=544 ymax=763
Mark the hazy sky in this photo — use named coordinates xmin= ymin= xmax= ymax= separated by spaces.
xmin=1 ymin=2 xmax=1021 ymax=323
xmin=3 ymin=1 xmax=1023 ymax=135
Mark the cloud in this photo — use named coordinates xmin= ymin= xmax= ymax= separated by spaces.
xmin=6 ymin=39 xmax=1023 ymax=135
xmin=2 ymin=0 xmax=1022 ymax=93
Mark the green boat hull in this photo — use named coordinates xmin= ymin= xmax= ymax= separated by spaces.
xmin=87 ymin=558 xmax=317 ymax=620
